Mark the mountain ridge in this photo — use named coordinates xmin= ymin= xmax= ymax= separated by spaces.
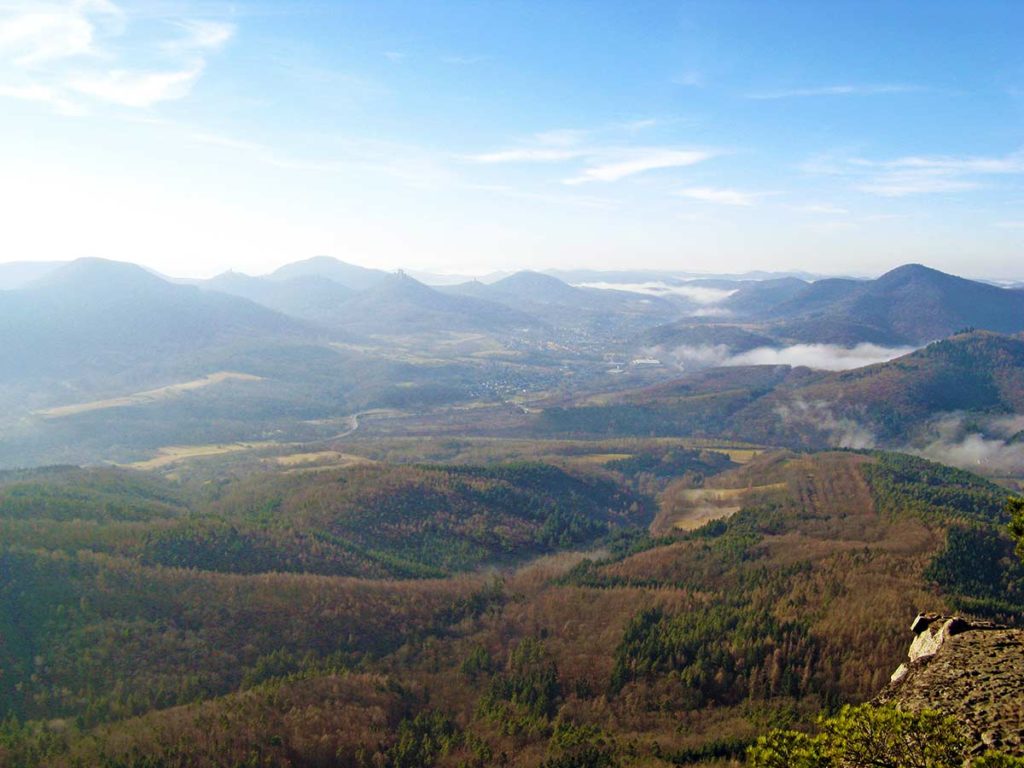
xmin=268 ymin=256 xmax=391 ymax=291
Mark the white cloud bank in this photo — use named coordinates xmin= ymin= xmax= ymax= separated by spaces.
xmin=579 ymin=281 xmax=737 ymax=304
xmin=726 ymin=343 xmax=915 ymax=371
xmin=912 ymin=413 xmax=1024 ymax=475
xmin=653 ymin=342 xmax=914 ymax=373
xmin=774 ymin=399 xmax=878 ymax=449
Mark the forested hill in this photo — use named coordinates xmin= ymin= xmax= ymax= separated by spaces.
xmin=761 ymin=263 xmax=1024 ymax=344
xmin=2 ymin=449 xmax=1022 ymax=766
xmin=0 ymin=462 xmax=649 ymax=580
xmin=537 ymin=330 xmax=1024 ymax=450
xmin=154 ymin=462 xmax=650 ymax=577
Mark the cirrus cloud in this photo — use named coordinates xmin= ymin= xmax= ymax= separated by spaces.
xmin=0 ymin=1 xmax=234 ymax=112
xmin=804 ymin=148 xmax=1024 ymax=198
xmin=469 ymin=124 xmax=719 ymax=185
xmin=675 ymin=186 xmax=759 ymax=206
xmin=563 ymin=149 xmax=713 ymax=185
xmin=746 ymin=83 xmax=923 ymax=100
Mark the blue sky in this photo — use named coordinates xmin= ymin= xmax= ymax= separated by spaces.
xmin=1 ymin=1 xmax=1022 ymax=278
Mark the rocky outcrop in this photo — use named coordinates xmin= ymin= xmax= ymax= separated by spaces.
xmin=878 ymin=613 xmax=1024 ymax=757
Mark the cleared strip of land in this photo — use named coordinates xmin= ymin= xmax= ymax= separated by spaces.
xmin=720 ymin=448 xmax=762 ymax=464
xmin=127 ymin=441 xmax=277 ymax=470
xmin=659 ymin=482 xmax=787 ymax=532
xmin=273 ymin=451 xmax=375 ymax=472
xmin=35 ymin=372 xmax=263 ymax=418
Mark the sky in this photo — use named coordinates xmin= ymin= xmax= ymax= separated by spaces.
xmin=0 ymin=0 xmax=1022 ymax=279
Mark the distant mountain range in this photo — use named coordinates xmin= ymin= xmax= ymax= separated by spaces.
xmin=5 ymin=256 xmax=1024 ymax=382
xmin=326 ymin=271 xmax=541 ymax=335
xmin=267 ymin=255 xmax=391 ymax=291
xmin=642 ymin=264 xmax=1024 ymax=349
xmin=759 ymin=264 xmax=1024 ymax=344
xmin=9 ymin=256 xmax=1022 ymax=347
xmin=0 ymin=259 xmax=309 ymax=384
xmin=443 ymin=270 xmax=681 ymax=336
xmin=544 ymin=267 xmax=824 ymax=283
xmin=0 ymin=260 xmax=68 ymax=289
xmin=3 ymin=256 xmax=1024 ymax=469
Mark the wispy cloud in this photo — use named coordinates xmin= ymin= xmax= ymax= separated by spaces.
xmin=675 ymin=186 xmax=758 ymax=206
xmin=852 ymin=152 xmax=1024 ymax=175
xmin=164 ymin=19 xmax=233 ymax=53
xmin=470 ymin=126 xmax=717 ymax=185
xmin=856 ymin=176 xmax=979 ymax=197
xmin=673 ymin=70 xmax=704 ymax=88
xmin=804 ymin=148 xmax=1024 ymax=198
xmin=67 ymin=63 xmax=204 ymax=107
xmin=0 ymin=0 xmax=122 ymax=66
xmin=746 ymin=83 xmax=922 ymax=100
xmin=564 ymin=149 xmax=713 ymax=185
xmin=0 ymin=80 xmax=81 ymax=113
xmin=467 ymin=183 xmax=615 ymax=209
xmin=0 ymin=1 xmax=234 ymax=112
xmin=473 ymin=147 xmax=588 ymax=164
xmin=792 ymin=203 xmax=849 ymax=215
xmin=167 ymin=121 xmax=460 ymax=190
xmin=440 ymin=54 xmax=487 ymax=65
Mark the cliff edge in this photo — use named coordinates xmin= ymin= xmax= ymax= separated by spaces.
xmin=877 ymin=612 xmax=1024 ymax=757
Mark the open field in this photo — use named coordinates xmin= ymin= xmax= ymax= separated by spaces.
xmin=660 ymin=482 xmax=787 ymax=532
xmin=720 ymin=448 xmax=762 ymax=464
xmin=126 ymin=441 xmax=278 ymax=470
xmin=271 ymin=451 xmax=375 ymax=473
xmin=112 ymin=434 xmax=763 ymax=485
xmin=35 ymin=372 xmax=263 ymax=418
xmin=569 ymin=452 xmax=634 ymax=464
xmin=336 ymin=435 xmax=763 ymax=464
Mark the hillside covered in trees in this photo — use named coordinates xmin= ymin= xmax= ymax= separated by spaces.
xmin=537 ymin=330 xmax=1024 ymax=457
xmin=1 ymin=447 xmax=1021 ymax=767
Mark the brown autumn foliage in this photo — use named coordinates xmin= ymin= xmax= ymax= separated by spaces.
xmin=2 ymin=448 xmax=1021 ymax=767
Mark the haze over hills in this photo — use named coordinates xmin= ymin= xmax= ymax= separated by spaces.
xmin=487 ymin=270 xmax=682 ymax=317
xmin=761 ymin=264 xmax=1024 ymax=344
xmin=0 ymin=259 xmax=311 ymax=386
xmin=329 ymin=270 xmax=543 ymax=336
xmin=203 ymin=271 xmax=355 ymax=325
xmin=638 ymin=264 xmax=1024 ymax=354
xmin=717 ymin=276 xmax=811 ymax=317
xmin=3 ymin=255 xmax=1024 ymax=767
xmin=545 ymin=267 xmax=824 ymax=284
xmin=1 ymin=256 xmax=1024 ymax=476
xmin=7 ymin=4 xmax=1024 ymax=765
xmin=540 ymin=330 xmax=1024 ymax=475
xmin=0 ymin=260 xmax=67 ymax=290
xmin=268 ymin=255 xmax=391 ymax=291
xmin=445 ymin=269 xmax=682 ymax=339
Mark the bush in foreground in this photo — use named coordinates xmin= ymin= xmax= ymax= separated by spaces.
xmin=748 ymin=703 xmax=1022 ymax=768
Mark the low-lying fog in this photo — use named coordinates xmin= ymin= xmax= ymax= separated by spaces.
xmin=656 ymin=343 xmax=916 ymax=372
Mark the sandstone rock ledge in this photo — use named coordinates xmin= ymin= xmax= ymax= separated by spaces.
xmin=877 ymin=612 xmax=1024 ymax=757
